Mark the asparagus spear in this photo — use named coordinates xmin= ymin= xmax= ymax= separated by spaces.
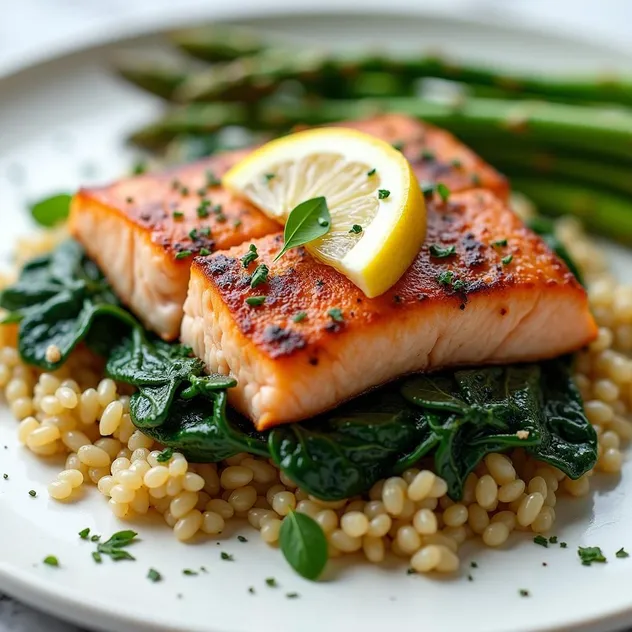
xmin=129 ymin=96 xmax=632 ymax=161
xmin=174 ymin=49 xmax=632 ymax=106
xmin=170 ymin=25 xmax=267 ymax=62
xmin=113 ymin=55 xmax=189 ymax=99
xmin=511 ymin=177 xmax=632 ymax=243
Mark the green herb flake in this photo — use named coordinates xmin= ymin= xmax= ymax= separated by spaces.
xmin=2 ymin=474 xmax=7 ymax=480
xmin=378 ymin=189 xmax=391 ymax=200
xmin=234 ymin=219 xmax=242 ymax=228
xmin=199 ymin=248 xmax=211 ymax=256
xmin=92 ymin=551 xmax=102 ymax=564
xmin=492 ymin=239 xmax=508 ymax=247
xmin=206 ymin=170 xmax=220 ymax=187
xmin=28 ymin=490 xmax=36 ymax=497
xmin=180 ymin=186 xmax=190 ymax=196
xmin=450 ymin=158 xmax=463 ymax=169
xmin=421 ymin=181 xmax=435 ymax=197
xmin=189 ymin=228 xmax=198 ymax=240
xmin=279 ymin=510 xmax=328 ymax=581
xmin=79 ymin=528 xmax=90 ymax=540
xmin=467 ymin=574 xmax=474 ymax=581
xmin=245 ymin=296 xmax=266 ymax=307
xmin=197 ymin=200 xmax=210 ymax=218
xmin=173 ymin=211 xmax=184 ymax=221
xmin=437 ymin=270 xmax=455 ymax=287
xmin=328 ymin=308 xmax=344 ymax=323
xmin=96 ymin=530 xmax=138 ymax=562
xmin=148 ymin=568 xmax=162 ymax=582
xmin=519 ymin=589 xmax=530 ymax=597
xmin=406 ymin=568 xmax=416 ymax=575
xmin=616 ymin=547 xmax=629 ymax=558
xmin=367 ymin=168 xmax=376 ymax=177
xmin=265 ymin=577 xmax=277 ymax=587
xmin=175 ymin=250 xmax=193 ymax=260
xmin=286 ymin=592 xmax=300 ymax=599
xmin=549 ymin=536 xmax=558 ymax=544
xmin=221 ymin=552 xmax=234 ymax=561
xmin=183 ymin=569 xmax=198 ymax=576
xmin=470 ymin=562 xmax=478 ymax=568
xmin=197 ymin=188 xmax=207 ymax=197
xmin=560 ymin=542 xmax=568 ymax=548
xmin=264 ymin=173 xmax=275 ymax=183
xmin=502 ymin=254 xmax=514 ymax=265
xmin=437 ymin=183 xmax=450 ymax=202
xmin=349 ymin=224 xmax=363 ymax=234
xmin=421 ymin=149 xmax=435 ymax=161
xmin=578 ymin=546 xmax=607 ymax=566
xmin=132 ymin=161 xmax=147 ymax=175
xmin=533 ymin=535 xmax=549 ymax=548
xmin=237 ymin=535 xmax=248 ymax=543
xmin=292 ymin=311 xmax=307 ymax=323
xmin=250 ymin=264 xmax=269 ymax=289
xmin=241 ymin=244 xmax=259 ymax=268
xmin=90 ymin=535 xmax=101 ymax=542
xmin=274 ymin=197 xmax=331 ymax=261
xmin=248 ymin=587 xmax=255 ymax=594
xmin=43 ymin=556 xmax=59 ymax=567
xmin=156 ymin=448 xmax=173 ymax=463
xmin=429 ymin=244 xmax=456 ymax=259
xmin=200 ymin=226 xmax=212 ymax=237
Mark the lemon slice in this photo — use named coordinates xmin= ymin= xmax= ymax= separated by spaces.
xmin=223 ymin=127 xmax=426 ymax=297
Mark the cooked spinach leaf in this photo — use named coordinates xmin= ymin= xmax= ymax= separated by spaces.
xmin=0 ymin=240 xmax=140 ymax=369
xmin=268 ymin=390 xmax=431 ymax=500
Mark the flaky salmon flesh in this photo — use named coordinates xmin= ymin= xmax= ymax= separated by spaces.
xmin=69 ymin=114 xmax=508 ymax=340
xmin=181 ymin=188 xmax=597 ymax=430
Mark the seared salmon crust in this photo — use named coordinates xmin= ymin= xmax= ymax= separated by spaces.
xmin=181 ymin=189 xmax=597 ymax=430
xmin=69 ymin=114 xmax=507 ymax=340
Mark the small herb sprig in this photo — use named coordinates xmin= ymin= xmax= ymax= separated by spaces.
xmin=274 ymin=197 xmax=331 ymax=261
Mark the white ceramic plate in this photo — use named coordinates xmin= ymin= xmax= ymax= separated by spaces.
xmin=2 ymin=8 xmax=632 ymax=632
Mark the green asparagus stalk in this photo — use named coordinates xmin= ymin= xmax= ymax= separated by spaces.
xmin=170 ymin=25 xmax=268 ymax=62
xmin=129 ymin=96 xmax=632 ymax=161
xmin=114 ymin=56 xmax=189 ymax=100
xmin=510 ymin=177 xmax=632 ymax=243
xmin=174 ymin=49 xmax=632 ymax=106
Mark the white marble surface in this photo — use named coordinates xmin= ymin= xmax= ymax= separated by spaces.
xmin=0 ymin=0 xmax=630 ymax=630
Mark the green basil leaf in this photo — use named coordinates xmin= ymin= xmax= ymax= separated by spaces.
xmin=30 ymin=193 xmax=72 ymax=227
xmin=273 ymin=197 xmax=331 ymax=261
xmin=279 ymin=510 xmax=328 ymax=581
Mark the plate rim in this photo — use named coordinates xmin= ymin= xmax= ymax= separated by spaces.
xmin=2 ymin=7 xmax=632 ymax=632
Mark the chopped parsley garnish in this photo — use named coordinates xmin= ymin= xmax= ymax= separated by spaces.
xmin=79 ymin=528 xmax=91 ymax=540
xmin=292 ymin=311 xmax=307 ymax=323
xmin=560 ymin=542 xmax=568 ymax=548
xmin=220 ymin=552 xmax=234 ymax=561
xmin=28 ymin=490 xmax=36 ymax=497
xmin=502 ymin=254 xmax=514 ymax=265
xmin=549 ymin=536 xmax=558 ymax=544
xmin=148 ymin=568 xmax=162 ymax=582
xmin=436 ymin=270 xmax=468 ymax=293
xmin=578 ymin=546 xmax=607 ymax=566
xmin=406 ymin=568 xmax=416 ymax=575
xmin=378 ymin=189 xmax=391 ymax=200
xmin=349 ymin=224 xmax=363 ymax=234
xmin=328 ymin=308 xmax=344 ymax=322
xmin=199 ymin=248 xmax=211 ymax=256
xmin=156 ymin=448 xmax=173 ymax=463
xmin=467 ymin=574 xmax=474 ymax=581
xmin=470 ymin=562 xmax=478 ymax=568
xmin=286 ymin=592 xmax=300 ymax=599
xmin=175 ymin=250 xmax=193 ymax=260
xmin=421 ymin=181 xmax=435 ymax=197
xmin=429 ymin=244 xmax=456 ymax=258
xmin=96 ymin=530 xmax=138 ymax=562
xmin=43 ymin=556 xmax=59 ymax=567
xmin=492 ymin=239 xmax=508 ymax=247
xmin=237 ymin=535 xmax=248 ymax=543
xmin=132 ymin=161 xmax=147 ymax=175
xmin=450 ymin=158 xmax=463 ymax=168
xmin=245 ymin=296 xmax=266 ymax=306
xmin=234 ymin=219 xmax=242 ymax=228
xmin=200 ymin=226 xmax=211 ymax=237
xmin=206 ymin=170 xmax=220 ymax=187
xmin=533 ymin=535 xmax=549 ymax=548
xmin=213 ymin=204 xmax=223 ymax=216
xmin=392 ymin=141 xmax=404 ymax=151
xmin=264 ymin=173 xmax=275 ymax=182
xmin=265 ymin=577 xmax=278 ymax=587
xmin=241 ymin=244 xmax=258 ymax=268
xmin=367 ymin=168 xmax=376 ymax=177
xmin=250 ymin=264 xmax=269 ymax=288
xmin=197 ymin=200 xmax=210 ymax=218
xmin=3 ymin=474 xmax=8 ymax=480
xmin=616 ymin=547 xmax=629 ymax=558
xmin=91 ymin=535 xmax=101 ymax=542
xmin=189 ymin=228 xmax=198 ymax=240
xmin=421 ymin=149 xmax=435 ymax=161
xmin=180 ymin=186 xmax=190 ymax=196
xmin=437 ymin=183 xmax=451 ymax=202
xmin=183 ymin=569 xmax=198 ymax=576
xmin=248 ymin=587 xmax=255 ymax=594
xmin=173 ymin=211 xmax=184 ymax=221
xmin=92 ymin=551 xmax=102 ymax=564
xmin=197 ymin=187 xmax=207 ymax=197
xmin=519 ymin=589 xmax=530 ymax=597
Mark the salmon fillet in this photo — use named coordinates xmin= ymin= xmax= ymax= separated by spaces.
xmin=181 ymin=189 xmax=597 ymax=430
xmin=69 ymin=114 xmax=507 ymax=340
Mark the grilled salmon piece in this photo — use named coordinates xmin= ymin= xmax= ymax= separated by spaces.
xmin=69 ymin=114 xmax=507 ymax=340
xmin=182 ymin=188 xmax=596 ymax=430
